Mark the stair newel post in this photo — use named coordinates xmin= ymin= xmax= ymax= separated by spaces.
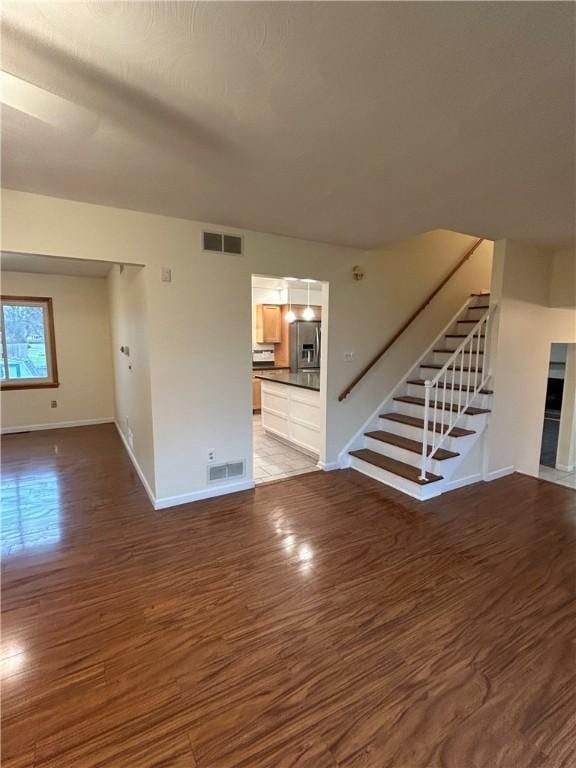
xmin=483 ymin=309 xmax=491 ymax=387
xmin=450 ymin=360 xmax=457 ymax=428
xmin=474 ymin=323 xmax=482 ymax=395
xmin=420 ymin=380 xmax=433 ymax=480
xmin=458 ymin=349 xmax=465 ymax=414
xmin=465 ymin=335 xmax=473 ymax=406
xmin=440 ymin=370 xmax=447 ymax=441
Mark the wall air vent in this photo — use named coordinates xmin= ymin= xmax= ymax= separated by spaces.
xmin=208 ymin=460 xmax=246 ymax=484
xmin=202 ymin=231 xmax=243 ymax=255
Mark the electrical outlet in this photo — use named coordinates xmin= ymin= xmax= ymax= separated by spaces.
xmin=50 ymin=400 xmax=57 ymax=408
xmin=344 ymin=351 xmax=355 ymax=361
xmin=208 ymin=449 xmax=215 ymax=462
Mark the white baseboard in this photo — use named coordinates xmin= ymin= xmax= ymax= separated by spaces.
xmin=114 ymin=421 xmax=156 ymax=508
xmin=115 ymin=419 xmax=254 ymax=510
xmin=556 ymin=463 xmax=575 ymax=473
xmin=444 ymin=472 xmax=482 ymax=492
xmin=338 ymin=453 xmax=352 ymax=469
xmin=483 ymin=465 xmax=515 ymax=482
xmin=1 ymin=417 xmax=114 ymax=435
xmin=317 ymin=460 xmax=340 ymax=471
xmin=154 ymin=479 xmax=255 ymax=510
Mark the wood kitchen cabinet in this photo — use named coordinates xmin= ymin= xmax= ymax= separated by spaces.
xmin=256 ymin=304 xmax=282 ymax=343
xmin=252 ymin=376 xmax=262 ymax=412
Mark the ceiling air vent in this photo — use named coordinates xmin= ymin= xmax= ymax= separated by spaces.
xmin=208 ymin=460 xmax=246 ymax=484
xmin=223 ymin=234 xmax=242 ymax=255
xmin=202 ymin=231 xmax=243 ymax=255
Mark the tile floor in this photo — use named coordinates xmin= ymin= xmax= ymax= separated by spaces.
xmin=253 ymin=414 xmax=319 ymax=484
xmin=538 ymin=464 xmax=576 ymax=490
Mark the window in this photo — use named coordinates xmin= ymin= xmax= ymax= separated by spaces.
xmin=0 ymin=296 xmax=59 ymax=390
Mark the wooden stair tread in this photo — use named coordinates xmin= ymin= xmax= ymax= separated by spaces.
xmin=394 ymin=395 xmax=490 ymax=415
xmin=350 ymin=449 xmax=443 ymax=485
xmin=365 ymin=430 xmax=459 ymax=460
xmin=380 ymin=412 xmax=475 ymax=438
xmin=421 ymin=363 xmax=483 ymax=372
xmin=407 ymin=379 xmax=493 ymax=395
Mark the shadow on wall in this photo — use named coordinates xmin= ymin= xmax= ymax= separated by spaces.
xmin=2 ymin=21 xmax=228 ymax=159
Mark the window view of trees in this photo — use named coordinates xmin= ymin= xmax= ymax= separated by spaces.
xmin=1 ymin=302 xmax=50 ymax=381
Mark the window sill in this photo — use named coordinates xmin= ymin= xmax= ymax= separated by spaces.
xmin=1 ymin=381 xmax=60 ymax=391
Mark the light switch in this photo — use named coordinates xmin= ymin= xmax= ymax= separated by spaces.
xmin=161 ymin=267 xmax=172 ymax=283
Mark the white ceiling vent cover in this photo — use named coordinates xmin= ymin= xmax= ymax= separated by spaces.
xmin=202 ymin=231 xmax=243 ymax=255
xmin=208 ymin=460 xmax=246 ymax=484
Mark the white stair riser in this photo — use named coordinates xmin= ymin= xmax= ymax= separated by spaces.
xmin=405 ymin=383 xmax=492 ymax=407
xmin=442 ymin=337 xmax=486 ymax=352
xmin=468 ymin=295 xmax=490 ymax=308
xmin=350 ymin=455 xmax=442 ymax=500
xmin=378 ymin=418 xmax=477 ymax=452
xmin=455 ymin=321 xmax=483 ymax=334
xmin=464 ymin=307 xmax=490 ymax=321
xmin=394 ymin=401 xmax=489 ymax=430
xmin=419 ymin=366 xmax=485 ymax=387
xmin=364 ymin=436 xmax=459 ymax=476
xmin=431 ymin=350 xmax=485 ymax=366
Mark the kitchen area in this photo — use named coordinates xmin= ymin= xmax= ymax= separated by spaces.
xmin=252 ymin=275 xmax=325 ymax=484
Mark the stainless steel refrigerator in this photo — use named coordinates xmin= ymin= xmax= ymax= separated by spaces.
xmin=290 ymin=321 xmax=321 ymax=371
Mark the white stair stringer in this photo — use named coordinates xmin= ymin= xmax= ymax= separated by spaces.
xmin=339 ymin=292 xmax=494 ymax=501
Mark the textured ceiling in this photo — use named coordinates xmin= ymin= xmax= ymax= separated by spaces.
xmin=1 ymin=1 xmax=574 ymax=248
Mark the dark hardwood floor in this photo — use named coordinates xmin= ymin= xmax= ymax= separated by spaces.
xmin=2 ymin=424 xmax=575 ymax=768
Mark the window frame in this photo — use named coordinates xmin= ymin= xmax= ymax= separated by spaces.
xmin=0 ymin=295 xmax=60 ymax=391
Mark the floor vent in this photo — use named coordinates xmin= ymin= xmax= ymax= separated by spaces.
xmin=202 ymin=231 xmax=243 ymax=255
xmin=208 ymin=460 xmax=246 ymax=483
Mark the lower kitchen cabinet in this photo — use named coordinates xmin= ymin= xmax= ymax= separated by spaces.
xmin=260 ymin=380 xmax=320 ymax=455
xmin=252 ymin=376 xmax=262 ymax=412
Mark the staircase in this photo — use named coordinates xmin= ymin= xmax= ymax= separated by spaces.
xmin=344 ymin=293 xmax=494 ymax=500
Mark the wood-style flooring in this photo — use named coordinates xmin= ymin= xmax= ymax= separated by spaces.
xmin=2 ymin=424 xmax=575 ymax=768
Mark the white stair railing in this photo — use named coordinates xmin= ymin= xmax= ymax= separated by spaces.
xmin=419 ymin=306 xmax=495 ymax=480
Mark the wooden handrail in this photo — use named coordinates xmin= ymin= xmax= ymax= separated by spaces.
xmin=338 ymin=238 xmax=485 ymax=402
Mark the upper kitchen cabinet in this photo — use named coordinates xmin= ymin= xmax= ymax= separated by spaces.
xmin=256 ymin=304 xmax=282 ymax=343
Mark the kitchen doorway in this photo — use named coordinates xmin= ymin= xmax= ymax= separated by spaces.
xmin=538 ymin=343 xmax=576 ymax=489
xmin=251 ymin=274 xmax=328 ymax=485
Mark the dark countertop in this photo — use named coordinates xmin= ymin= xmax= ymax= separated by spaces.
xmin=252 ymin=365 xmax=290 ymax=371
xmin=254 ymin=369 xmax=320 ymax=392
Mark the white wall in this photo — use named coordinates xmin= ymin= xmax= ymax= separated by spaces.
xmin=485 ymin=240 xmax=576 ymax=478
xmin=550 ymin=247 xmax=576 ymax=308
xmin=108 ymin=264 xmax=156 ymax=495
xmin=0 ymin=270 xmax=114 ymax=431
xmin=2 ymin=190 xmax=492 ymax=505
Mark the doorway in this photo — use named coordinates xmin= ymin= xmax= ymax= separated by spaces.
xmin=539 ymin=343 xmax=576 ymax=489
xmin=251 ymin=274 xmax=327 ymax=485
